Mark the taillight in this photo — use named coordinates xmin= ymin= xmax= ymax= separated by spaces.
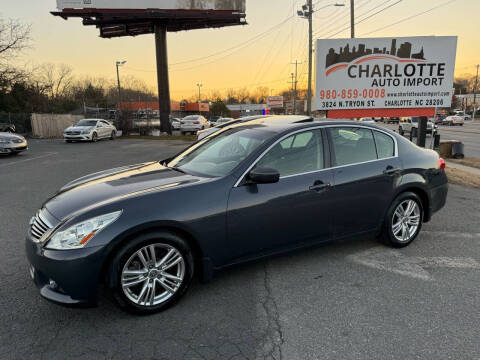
xmin=438 ymin=157 xmax=446 ymax=171
xmin=193 ymin=121 xmax=200 ymax=125
xmin=180 ymin=121 xmax=185 ymax=125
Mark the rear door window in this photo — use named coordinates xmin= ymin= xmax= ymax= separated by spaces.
xmin=373 ymin=131 xmax=395 ymax=159
xmin=328 ymin=128 xmax=378 ymax=166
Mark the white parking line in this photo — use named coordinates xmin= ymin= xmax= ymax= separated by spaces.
xmin=0 ymin=152 xmax=58 ymax=168
xmin=348 ymin=247 xmax=480 ymax=281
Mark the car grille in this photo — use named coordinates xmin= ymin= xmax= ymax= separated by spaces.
xmin=66 ymin=131 xmax=81 ymax=135
xmin=30 ymin=209 xmax=53 ymax=241
xmin=12 ymin=139 xmax=24 ymax=143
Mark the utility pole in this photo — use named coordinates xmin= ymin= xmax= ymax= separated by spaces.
xmin=291 ymin=61 xmax=301 ymax=114
xmin=473 ymin=64 xmax=479 ymax=120
xmin=197 ymin=83 xmax=203 ymax=115
xmin=298 ymin=2 xmax=345 ymax=116
xmin=116 ymin=60 xmax=126 ymax=107
xmin=350 ymin=0 xmax=355 ymax=38
xmin=290 ymin=73 xmax=296 ymax=115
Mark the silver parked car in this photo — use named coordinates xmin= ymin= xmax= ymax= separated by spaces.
xmin=64 ymin=119 xmax=117 ymax=142
xmin=0 ymin=132 xmax=28 ymax=155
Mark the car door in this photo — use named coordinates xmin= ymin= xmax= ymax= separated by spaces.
xmin=95 ymin=121 xmax=105 ymax=138
xmin=226 ymin=128 xmax=335 ymax=263
xmin=327 ymin=127 xmax=401 ymax=239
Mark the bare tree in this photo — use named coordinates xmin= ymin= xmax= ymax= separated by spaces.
xmin=0 ymin=17 xmax=31 ymax=89
xmin=36 ymin=63 xmax=74 ymax=99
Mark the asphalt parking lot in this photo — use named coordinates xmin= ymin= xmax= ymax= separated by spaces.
xmin=1 ymin=139 xmax=479 ymax=360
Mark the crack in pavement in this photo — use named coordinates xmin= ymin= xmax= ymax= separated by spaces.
xmin=259 ymin=263 xmax=285 ymax=360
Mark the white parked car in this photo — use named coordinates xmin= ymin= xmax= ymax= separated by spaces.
xmin=359 ymin=118 xmax=375 ymax=124
xmin=442 ymin=116 xmax=465 ymax=126
xmin=180 ymin=115 xmax=210 ymax=135
xmin=398 ymin=117 xmax=436 ymax=136
xmin=64 ymin=119 xmax=117 ymax=142
xmin=170 ymin=118 xmax=181 ymax=130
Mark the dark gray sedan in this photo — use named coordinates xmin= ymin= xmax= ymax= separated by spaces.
xmin=0 ymin=132 xmax=28 ymax=155
xmin=26 ymin=116 xmax=448 ymax=314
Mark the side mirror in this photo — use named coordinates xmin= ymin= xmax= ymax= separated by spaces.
xmin=248 ymin=167 xmax=280 ymax=184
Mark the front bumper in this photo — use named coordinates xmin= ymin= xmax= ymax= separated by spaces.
xmin=25 ymin=235 xmax=106 ymax=307
xmin=0 ymin=141 xmax=28 ymax=153
xmin=64 ymin=134 xmax=91 ymax=141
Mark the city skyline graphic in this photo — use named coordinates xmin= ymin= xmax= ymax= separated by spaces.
xmin=326 ymin=39 xmax=426 ymax=69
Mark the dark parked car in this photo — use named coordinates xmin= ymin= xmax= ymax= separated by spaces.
xmin=0 ymin=123 xmax=16 ymax=133
xmin=26 ymin=116 xmax=448 ymax=314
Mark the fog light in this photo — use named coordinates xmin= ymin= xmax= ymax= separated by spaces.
xmin=49 ymin=279 xmax=58 ymax=289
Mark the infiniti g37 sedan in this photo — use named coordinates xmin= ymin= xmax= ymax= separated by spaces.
xmin=26 ymin=116 xmax=448 ymax=314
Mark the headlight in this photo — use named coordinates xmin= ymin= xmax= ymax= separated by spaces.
xmin=46 ymin=211 xmax=122 ymax=250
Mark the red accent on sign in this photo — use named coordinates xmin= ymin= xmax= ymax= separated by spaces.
xmin=327 ymin=108 xmax=436 ymax=118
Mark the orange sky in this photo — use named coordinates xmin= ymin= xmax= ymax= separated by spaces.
xmin=5 ymin=0 xmax=480 ymax=99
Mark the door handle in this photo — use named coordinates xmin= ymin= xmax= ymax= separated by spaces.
xmin=383 ymin=166 xmax=401 ymax=175
xmin=309 ymin=181 xmax=331 ymax=192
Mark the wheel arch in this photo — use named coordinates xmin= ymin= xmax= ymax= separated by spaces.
xmin=101 ymin=222 xmax=209 ymax=289
xmin=394 ymin=185 xmax=431 ymax=222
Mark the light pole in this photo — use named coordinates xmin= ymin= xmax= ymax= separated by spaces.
xmin=473 ymin=64 xmax=479 ymax=120
xmin=116 ymin=60 xmax=127 ymax=107
xmin=350 ymin=0 xmax=355 ymax=38
xmin=298 ymin=2 xmax=345 ymax=116
xmin=197 ymin=83 xmax=203 ymax=114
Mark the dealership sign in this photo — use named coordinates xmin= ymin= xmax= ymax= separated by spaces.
xmin=314 ymin=36 xmax=458 ymax=111
xmin=267 ymin=96 xmax=284 ymax=109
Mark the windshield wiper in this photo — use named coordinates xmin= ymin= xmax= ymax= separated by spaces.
xmin=164 ymin=165 xmax=187 ymax=174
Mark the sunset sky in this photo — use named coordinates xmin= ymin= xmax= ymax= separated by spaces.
xmin=4 ymin=0 xmax=480 ymax=100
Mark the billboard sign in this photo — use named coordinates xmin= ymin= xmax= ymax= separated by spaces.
xmin=267 ymin=96 xmax=284 ymax=109
xmin=314 ymin=36 xmax=458 ymax=111
xmin=57 ymin=0 xmax=246 ymax=11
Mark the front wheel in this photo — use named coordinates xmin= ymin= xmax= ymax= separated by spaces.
xmin=91 ymin=132 xmax=98 ymax=142
xmin=110 ymin=131 xmax=116 ymax=140
xmin=398 ymin=127 xmax=404 ymax=136
xmin=380 ymin=192 xmax=423 ymax=248
xmin=109 ymin=231 xmax=194 ymax=314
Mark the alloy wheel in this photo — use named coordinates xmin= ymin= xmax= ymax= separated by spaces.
xmin=121 ymin=244 xmax=186 ymax=307
xmin=391 ymin=200 xmax=421 ymax=243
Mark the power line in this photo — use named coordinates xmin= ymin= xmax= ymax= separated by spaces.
xmin=315 ymin=0 xmax=403 ymax=38
xmin=360 ymin=0 xmax=458 ymax=36
xmin=169 ymin=15 xmax=294 ymax=67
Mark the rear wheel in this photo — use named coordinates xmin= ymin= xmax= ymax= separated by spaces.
xmin=380 ymin=192 xmax=423 ymax=248
xmin=109 ymin=231 xmax=194 ymax=314
xmin=110 ymin=131 xmax=116 ymax=140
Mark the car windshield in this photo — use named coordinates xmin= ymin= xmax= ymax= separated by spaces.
xmin=75 ymin=120 xmax=98 ymax=127
xmin=167 ymin=127 xmax=274 ymax=177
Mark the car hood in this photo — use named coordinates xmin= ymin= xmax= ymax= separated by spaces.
xmin=65 ymin=126 xmax=94 ymax=132
xmin=0 ymin=132 xmax=25 ymax=141
xmin=44 ymin=162 xmax=205 ymax=220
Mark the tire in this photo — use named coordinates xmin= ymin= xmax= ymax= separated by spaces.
xmin=108 ymin=231 xmax=194 ymax=315
xmin=380 ymin=192 xmax=424 ymax=248
xmin=91 ymin=132 xmax=98 ymax=142
xmin=411 ymin=128 xmax=418 ymax=138
xmin=110 ymin=131 xmax=116 ymax=140
xmin=398 ymin=127 xmax=404 ymax=136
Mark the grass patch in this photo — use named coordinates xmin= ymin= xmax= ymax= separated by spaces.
xmin=121 ymin=135 xmax=195 ymax=141
xmin=448 ymin=157 xmax=480 ymax=170
xmin=446 ymin=167 xmax=480 ymax=189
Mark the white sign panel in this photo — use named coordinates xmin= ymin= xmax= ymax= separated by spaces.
xmin=57 ymin=0 xmax=245 ymax=11
xmin=267 ymin=96 xmax=284 ymax=109
xmin=314 ymin=36 xmax=457 ymax=111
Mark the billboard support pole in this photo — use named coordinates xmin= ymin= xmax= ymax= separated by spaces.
xmin=155 ymin=23 xmax=172 ymax=135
